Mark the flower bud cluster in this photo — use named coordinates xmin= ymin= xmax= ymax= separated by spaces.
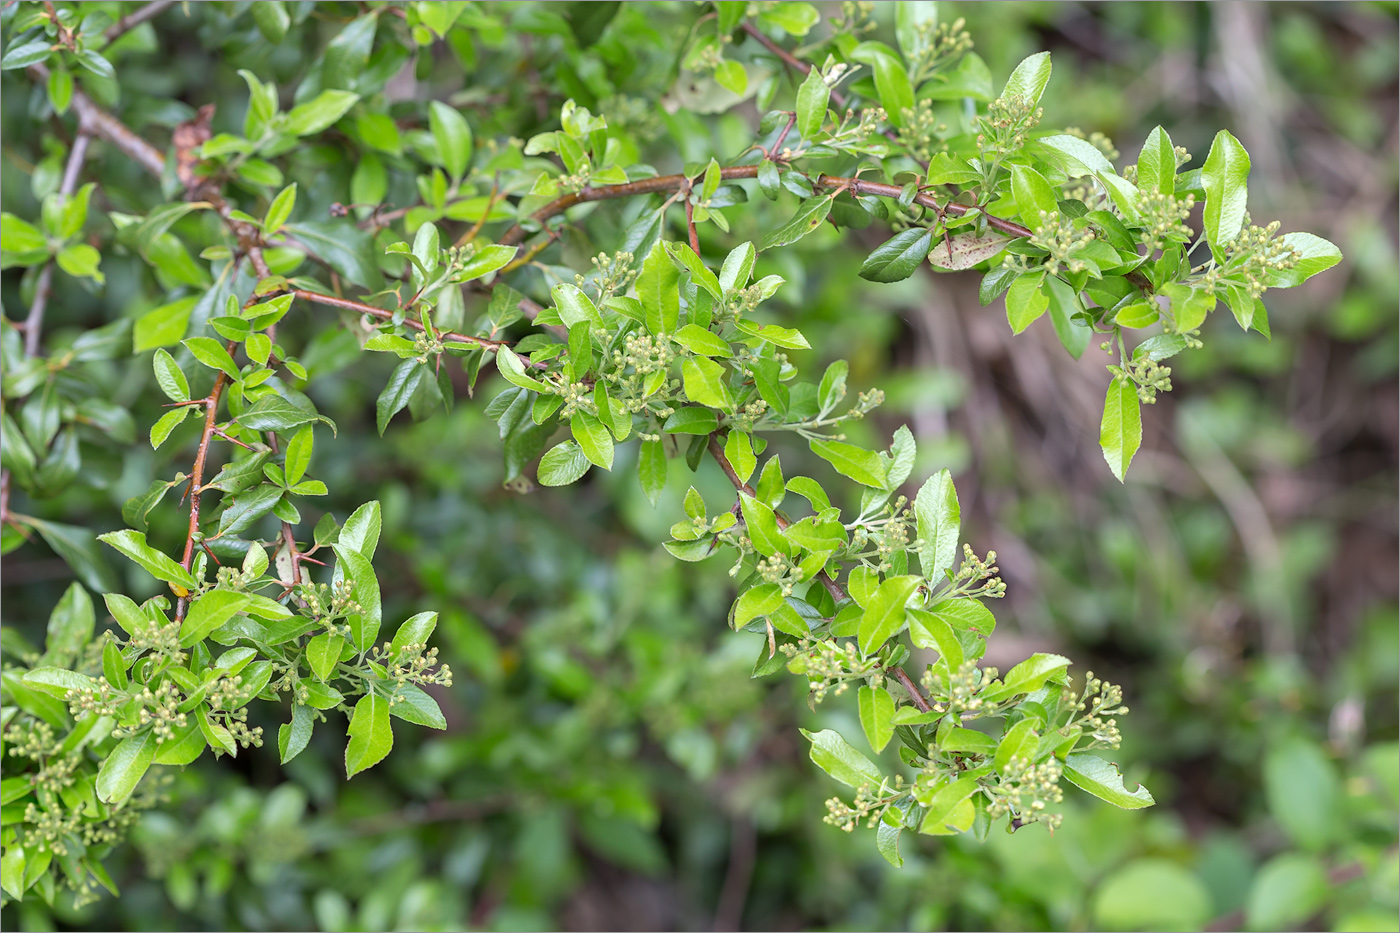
xmin=295 ymin=579 xmax=362 ymax=628
xmin=987 ymin=754 xmax=1064 ymax=830
xmin=1075 ymin=671 xmax=1128 ymax=749
xmin=923 ymin=659 xmax=998 ymax=715
xmin=908 ymin=17 xmax=974 ymax=85
xmin=896 ymin=99 xmax=950 ymax=164
xmin=577 ymin=250 xmax=637 ymax=302
xmin=1126 ymin=356 xmax=1173 ymax=404
xmin=978 ymin=94 xmax=1043 ymax=155
xmin=1212 ymin=218 xmax=1300 ymax=299
xmin=823 ymin=776 xmax=904 ymax=832
xmin=781 ymin=637 xmax=881 ymax=704
xmin=1135 ymin=186 xmax=1196 ymax=252
xmin=950 ymin=543 xmax=1007 ymax=598
xmin=1026 ymin=210 xmax=1097 ymax=276
xmin=370 ymin=641 xmax=456 ymax=690
xmin=831 ymin=1 xmax=877 ymax=36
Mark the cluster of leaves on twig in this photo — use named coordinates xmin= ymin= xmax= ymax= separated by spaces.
xmin=0 ymin=0 xmax=1341 ymax=905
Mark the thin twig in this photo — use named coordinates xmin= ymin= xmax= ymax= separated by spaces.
xmin=24 ymin=132 xmax=91 ymax=358
xmin=499 ymin=166 xmax=1032 ymax=247
xmin=27 ymin=63 xmax=165 ymax=178
xmin=705 ymin=433 xmax=933 ymax=713
xmin=289 ymin=289 xmax=512 ymax=353
xmin=102 ymin=0 xmax=177 ymax=43
xmin=741 ymin=21 xmax=918 ymax=164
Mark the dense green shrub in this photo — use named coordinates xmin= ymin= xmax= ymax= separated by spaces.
xmin=1 ymin=2 xmax=1392 ymax=930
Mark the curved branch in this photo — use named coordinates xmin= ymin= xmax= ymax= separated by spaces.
xmin=500 ymin=166 xmax=1033 ymax=246
xmin=103 ymin=0 xmax=178 ymax=43
xmin=27 ymin=63 xmax=165 ymax=178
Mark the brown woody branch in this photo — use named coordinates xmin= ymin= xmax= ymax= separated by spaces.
xmin=27 ymin=63 xmax=165 ymax=178
xmin=288 ymin=289 xmax=514 ymax=354
xmin=23 ymin=132 xmax=91 ymax=358
xmin=102 ymin=0 xmax=178 ymax=43
xmin=500 ymin=165 xmax=1033 ymax=247
xmin=706 ymin=434 xmax=933 ymax=713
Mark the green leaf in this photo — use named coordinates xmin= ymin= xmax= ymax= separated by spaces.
xmin=1093 ymin=859 xmax=1210 ymax=932
xmin=278 ymin=704 xmax=314 ymax=765
xmin=796 ymin=66 xmax=829 ymax=138
xmin=719 ymin=241 xmax=755 ymax=291
xmin=95 ymin=731 xmax=157 ymax=804
xmin=41 ymin=581 xmax=92 ymax=667
xmin=983 ymin=652 xmax=1070 ymax=702
xmin=22 ymin=666 xmax=93 ymax=697
xmin=1011 ymin=164 xmax=1060 ymax=229
xmin=801 ymin=728 xmax=883 ymax=790
xmin=1263 ymin=738 xmax=1341 ymax=850
xmin=682 ymin=357 xmax=734 ymax=412
xmin=237 ymin=394 xmax=328 ymax=433
xmin=858 ymin=574 xmax=921 ymax=654
xmin=665 ymin=241 xmax=723 ymax=299
xmin=1001 ymin=51 xmax=1052 ymax=106
xmin=872 ymin=52 xmax=914 ymax=127
xmin=1135 ymin=126 xmax=1176 ymax=195
xmin=723 ymin=430 xmax=756 ymax=484
xmin=1244 ymin=854 xmax=1328 ymax=933
xmin=1005 ymin=271 xmax=1048 ymax=334
xmin=340 ymin=501 xmax=381 ymax=559
xmin=913 ymin=469 xmax=960 ymax=582
xmin=714 ymin=58 xmax=747 ymax=96
xmin=636 ymin=240 xmax=680 ymax=335
xmin=1 ymin=39 xmax=52 ymax=70
xmin=758 ymin=195 xmax=833 ymax=251
xmin=429 ymin=101 xmax=473 ymax=181
xmin=149 ymin=407 xmax=191 ymax=449
xmin=306 ymin=632 xmax=344 ymax=681
xmin=552 ymin=283 xmax=604 ymax=328
xmin=263 ymin=183 xmax=297 ymax=235
xmin=286 ymin=90 xmax=360 ymax=136
xmin=180 ymin=590 xmax=253 ymax=647
xmin=638 ymin=439 xmax=667 ymax=506
xmin=345 ymin=692 xmax=394 ymax=777
xmin=98 ymin=529 xmax=197 ymax=590
xmin=1201 ymin=129 xmax=1251 ymax=254
xmin=858 ymin=685 xmax=895 ymax=753
xmin=251 ymin=0 xmax=290 ymax=41
xmin=1035 ymin=133 xmax=1115 ymax=176
xmin=810 ymin=439 xmax=886 ymax=488
xmin=1261 ymin=232 xmax=1342 ymax=288
xmin=918 ymin=776 xmax=979 ymax=835
xmin=282 ymin=221 xmax=383 ymax=290
xmin=739 ymin=493 xmax=787 ymax=557
xmin=283 ymin=424 xmax=313 ymax=486
xmin=376 ymin=359 xmax=424 ymax=435
xmin=388 ymin=683 xmax=447 ymax=729
xmin=30 ymin=518 xmax=118 ymax=593
xmin=571 ymin=410 xmax=614 ymax=470
xmin=673 ymin=323 xmax=733 ymax=358
xmin=733 ymin=583 xmax=784 ymax=627
xmin=134 ymin=295 xmax=200 ymax=352
xmin=1099 ymin=376 xmax=1142 ymax=483
xmin=152 ymin=350 xmax=191 ymax=405
xmin=1043 ymin=274 xmax=1091 ymax=358
xmin=662 ymin=407 xmax=719 ymax=435
xmin=538 ymin=440 xmax=592 ymax=486
xmin=907 ymin=607 xmax=964 ymax=670
xmin=0 ymin=847 xmax=24 ymax=901
xmin=390 ymin=611 xmax=438 ymax=657
xmin=1062 ymin=753 xmax=1155 ymax=808
xmin=457 ymin=243 xmax=517 ymax=282
xmin=859 ymin=227 xmax=933 ymax=283
xmin=182 ymin=337 xmax=240 ymax=378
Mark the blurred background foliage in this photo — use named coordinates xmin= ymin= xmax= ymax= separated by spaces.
xmin=1 ymin=1 xmax=1396 ymax=930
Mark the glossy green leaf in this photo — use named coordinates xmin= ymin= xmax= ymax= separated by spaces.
xmin=1062 ymin=753 xmax=1155 ymax=808
xmin=1001 ymin=51 xmax=1052 ymax=106
xmin=1135 ymin=126 xmax=1176 ymax=196
xmin=429 ymin=101 xmax=473 ymax=181
xmin=1099 ymin=376 xmax=1142 ymax=483
xmin=810 ymin=439 xmax=886 ymax=488
xmin=859 ymin=227 xmax=933 ymax=283
xmin=345 ymin=692 xmax=393 ymax=777
xmin=538 ymin=440 xmax=592 ymax=486
xmin=858 ymin=685 xmax=895 ymax=753
xmin=801 ymin=728 xmax=884 ymax=790
xmin=914 ymin=469 xmax=960 ymax=582
xmin=796 ymin=66 xmax=829 ymax=138
xmin=98 ymin=529 xmax=197 ymax=590
xmin=681 ymin=357 xmax=734 ymax=412
xmin=1201 ymin=129 xmax=1250 ymax=254
xmin=285 ymin=90 xmax=360 ymax=136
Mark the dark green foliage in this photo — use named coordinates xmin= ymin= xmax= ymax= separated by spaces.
xmin=0 ymin=1 xmax=1393 ymax=930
